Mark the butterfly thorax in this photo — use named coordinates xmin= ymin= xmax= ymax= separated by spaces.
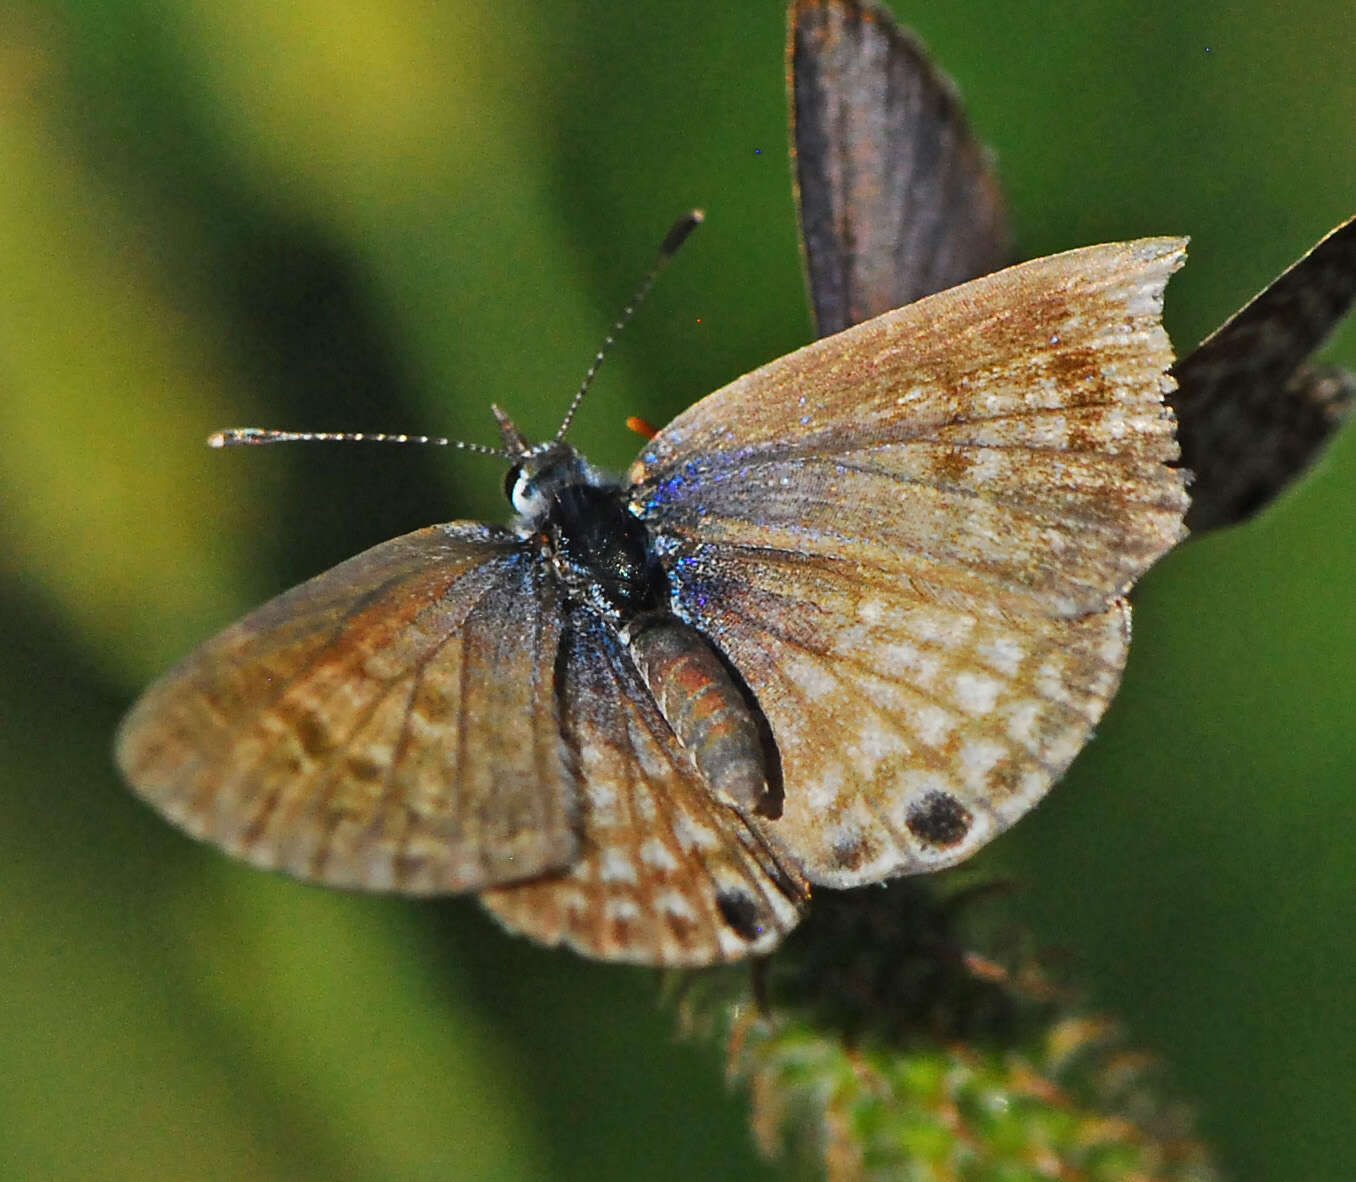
xmin=507 ymin=440 xmax=668 ymax=620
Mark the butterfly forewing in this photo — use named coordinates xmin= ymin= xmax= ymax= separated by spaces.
xmin=478 ymin=616 xmax=805 ymax=965
xmin=789 ymin=0 xmax=1011 ymax=335
xmin=630 ymin=241 xmax=1188 ymax=886
xmin=115 ymin=523 xmax=579 ymax=893
xmin=632 ymin=241 xmax=1189 ymax=616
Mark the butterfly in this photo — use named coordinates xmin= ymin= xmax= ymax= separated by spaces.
xmin=115 ymin=213 xmax=1189 ymax=966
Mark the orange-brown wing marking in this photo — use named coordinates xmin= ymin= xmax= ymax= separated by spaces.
xmin=789 ymin=0 xmax=1011 ymax=334
xmin=115 ymin=523 xmax=578 ymax=893
xmin=479 ymin=615 xmax=805 ymax=966
xmin=629 ymin=242 xmax=1189 ymax=886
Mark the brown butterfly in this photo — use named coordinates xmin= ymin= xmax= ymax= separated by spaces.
xmin=116 ymin=219 xmax=1189 ymax=966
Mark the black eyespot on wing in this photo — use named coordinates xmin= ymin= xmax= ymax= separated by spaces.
xmin=905 ymin=791 xmax=973 ymax=849
xmin=716 ymin=890 xmax=765 ymax=942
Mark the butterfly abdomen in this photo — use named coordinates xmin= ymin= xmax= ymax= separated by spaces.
xmin=625 ymin=617 xmax=778 ymax=820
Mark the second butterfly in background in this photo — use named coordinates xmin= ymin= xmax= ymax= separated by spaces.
xmin=789 ymin=0 xmax=1355 ymax=531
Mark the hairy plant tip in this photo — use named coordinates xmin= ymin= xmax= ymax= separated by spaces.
xmin=676 ymin=878 xmax=1219 ymax=1181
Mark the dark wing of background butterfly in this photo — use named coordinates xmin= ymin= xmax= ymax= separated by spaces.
xmin=1170 ymin=215 xmax=1356 ymax=531
xmin=114 ymin=523 xmax=580 ymax=894
xmin=788 ymin=0 xmax=1010 ymax=336
xmin=789 ymin=0 xmax=1355 ymax=534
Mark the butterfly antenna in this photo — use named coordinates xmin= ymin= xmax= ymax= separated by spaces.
xmin=207 ymin=427 xmax=510 ymax=459
xmin=554 ymin=209 xmax=704 ymax=441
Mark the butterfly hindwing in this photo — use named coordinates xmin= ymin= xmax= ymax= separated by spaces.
xmin=115 ymin=523 xmax=579 ymax=893
xmin=662 ymin=544 xmax=1132 ymax=885
xmin=479 ymin=613 xmax=805 ymax=966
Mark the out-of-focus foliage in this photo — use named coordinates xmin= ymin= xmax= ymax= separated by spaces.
xmin=1 ymin=2 xmax=1352 ymax=1179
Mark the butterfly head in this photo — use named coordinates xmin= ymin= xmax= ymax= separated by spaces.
xmin=491 ymin=404 xmax=614 ymax=526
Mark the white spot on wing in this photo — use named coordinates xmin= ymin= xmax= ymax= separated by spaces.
xmin=604 ymin=897 xmax=641 ymax=924
xmin=1004 ymin=700 xmax=1042 ymax=747
xmin=587 ymin=779 xmax=619 ymax=822
xmin=977 ymin=634 xmax=1025 ymax=676
xmin=670 ymin=811 xmax=719 ymax=853
xmin=858 ymin=598 xmax=886 ymax=625
xmin=959 ymin=738 xmax=1006 ymax=783
xmin=953 ymin=671 xmax=1001 ymax=715
xmin=639 ymin=837 xmax=679 ymax=873
xmin=911 ymin=702 xmax=956 ymax=748
xmin=599 ymin=846 xmax=638 ymax=884
xmin=786 ymin=653 xmax=838 ymax=699
xmin=657 ymin=890 xmax=697 ymax=922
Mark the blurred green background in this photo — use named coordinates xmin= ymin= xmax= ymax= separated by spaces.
xmin=2 ymin=1 xmax=1353 ymax=1178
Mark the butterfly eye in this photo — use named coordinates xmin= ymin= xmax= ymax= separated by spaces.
xmin=503 ymin=464 xmax=523 ymax=502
